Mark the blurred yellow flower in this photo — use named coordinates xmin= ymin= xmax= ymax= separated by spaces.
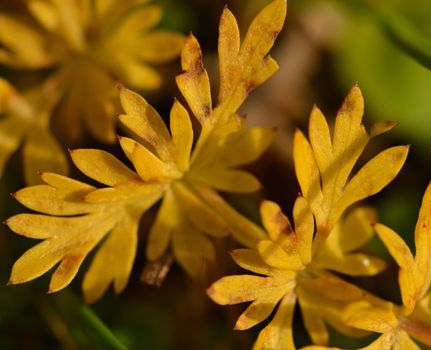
xmin=0 ymin=0 xmax=185 ymax=143
xmin=5 ymin=0 xmax=286 ymax=303
xmin=208 ymin=86 xmax=409 ymax=349
xmin=0 ymin=78 xmax=68 ymax=184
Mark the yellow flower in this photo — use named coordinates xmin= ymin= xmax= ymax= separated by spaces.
xmin=5 ymin=0 xmax=287 ymax=303
xmin=0 ymin=0 xmax=185 ymax=143
xmin=207 ymin=86 xmax=409 ymax=349
xmin=337 ymin=182 xmax=431 ymax=349
xmin=0 ymin=78 xmax=68 ymax=184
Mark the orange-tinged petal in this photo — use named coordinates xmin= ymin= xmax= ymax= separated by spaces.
xmin=261 ymin=200 xmax=293 ymax=242
xmin=170 ymin=100 xmax=193 ymax=171
xmin=176 ymin=34 xmax=212 ymax=123
xmin=70 ymin=148 xmax=140 ymax=186
xmin=253 ymin=290 xmax=296 ymax=350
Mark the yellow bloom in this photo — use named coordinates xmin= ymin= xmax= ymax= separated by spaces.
xmin=207 ymin=86 xmax=409 ymax=349
xmin=0 ymin=78 xmax=68 ymax=184
xmin=6 ymin=0 xmax=286 ymax=303
xmin=0 ymin=0 xmax=185 ymax=143
xmin=338 ymin=182 xmax=431 ymax=350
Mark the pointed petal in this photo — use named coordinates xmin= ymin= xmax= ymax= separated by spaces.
xmin=229 ymin=249 xmax=274 ymax=276
xmin=191 ymin=166 xmax=261 ymax=193
xmin=253 ymin=289 xmax=296 ymax=350
xmin=176 ymin=34 xmax=212 ymax=123
xmin=70 ymin=149 xmax=140 ymax=186
xmin=82 ymin=215 xmax=139 ymax=303
xmin=170 ymin=100 xmax=193 ymax=171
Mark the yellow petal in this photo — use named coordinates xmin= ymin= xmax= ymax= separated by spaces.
xmin=309 ymin=105 xmax=332 ymax=184
xmin=83 ymin=183 xmax=162 ymax=204
xmin=191 ymin=184 xmax=266 ymax=248
xmin=172 ymin=226 xmax=215 ymax=277
xmin=297 ymin=289 xmax=329 ymax=345
xmin=258 ymin=240 xmax=303 ymax=270
xmin=118 ymin=87 xmax=173 ymax=161
xmin=343 ymin=300 xmax=398 ymax=333
xmin=13 ymin=185 xmax=93 ymax=216
xmin=5 ymin=213 xmax=98 ymax=239
xmin=339 ymin=146 xmax=409 ymax=213
xmin=170 ymin=100 xmax=193 ymax=171
xmin=116 ymin=56 xmax=162 ymax=90
xmin=253 ymin=290 xmax=296 ymax=350
xmin=370 ymin=120 xmax=398 ymax=138
xmin=314 ymin=252 xmax=386 ymax=276
xmin=173 ymin=183 xmax=228 ymax=237
xmin=413 ymin=182 xmax=431 ymax=297
xmin=146 ymin=190 xmax=178 ymax=261
xmin=23 ymin=127 xmax=69 ymax=185
xmin=218 ymin=6 xmax=240 ymax=104
xmin=0 ymin=14 xmax=56 ymax=68
xmin=176 ymin=34 xmax=212 ymax=123
xmin=70 ymin=148 xmax=140 ymax=186
xmin=220 ymin=127 xmax=276 ymax=167
xmin=229 ymin=249 xmax=274 ymax=276
xmin=293 ymin=196 xmax=314 ymax=265
xmin=27 ymin=0 xmax=58 ymax=31
xmin=190 ymin=166 xmax=261 ymax=193
xmin=111 ymin=5 xmax=162 ymax=36
xmin=328 ymin=207 xmax=377 ymax=253
xmin=260 ymin=200 xmax=294 ymax=242
xmin=135 ymin=30 xmax=185 ymax=63
xmin=9 ymin=214 xmax=117 ymax=291
xmin=218 ymin=0 xmax=285 ymax=113
xmin=394 ymin=331 xmax=421 ymax=350
xmin=207 ymin=274 xmax=275 ymax=305
xmin=40 ymin=172 xmax=95 ymax=193
xmin=82 ymin=214 xmax=139 ymax=303
xmin=131 ymin=141 xmax=179 ymax=181
xmin=235 ymin=292 xmax=285 ymax=330
xmin=293 ymin=129 xmax=321 ymax=206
